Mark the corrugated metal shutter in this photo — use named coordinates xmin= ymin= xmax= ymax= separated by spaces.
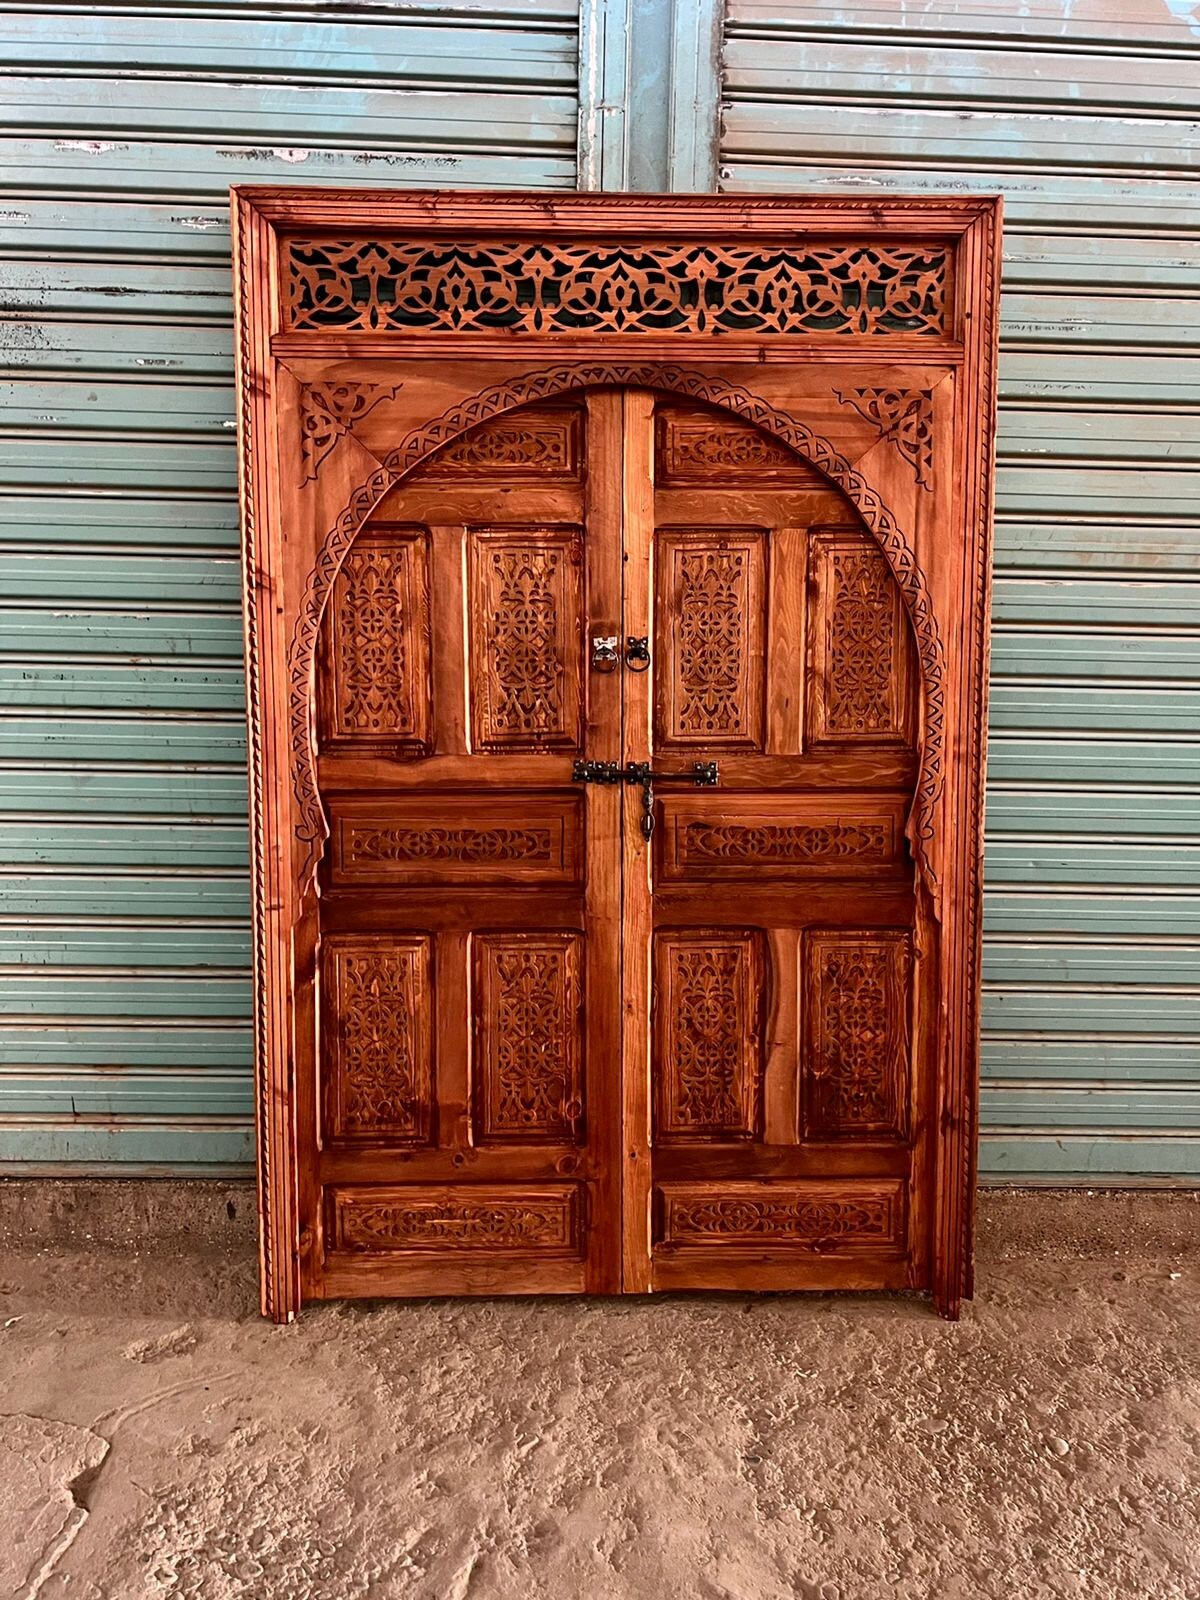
xmin=721 ymin=0 xmax=1200 ymax=1181
xmin=0 ymin=1 xmax=580 ymax=1170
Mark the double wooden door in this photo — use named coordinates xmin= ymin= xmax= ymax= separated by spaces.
xmin=308 ymin=389 xmax=925 ymax=1301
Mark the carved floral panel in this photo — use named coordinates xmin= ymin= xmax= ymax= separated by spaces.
xmin=329 ymin=796 xmax=583 ymax=887
xmin=656 ymin=530 xmax=766 ymax=750
xmin=655 ymin=407 xmax=828 ymax=487
xmin=468 ymin=528 xmax=584 ymax=751
xmin=284 ymin=239 xmax=950 ymax=337
xmin=329 ymin=1185 xmax=580 ymax=1255
xmin=808 ymin=532 xmax=911 ymax=744
xmin=654 ymin=932 xmax=763 ymax=1142
xmin=326 ymin=530 xmax=432 ymax=748
xmin=322 ymin=938 xmax=433 ymax=1144
xmin=474 ymin=934 xmax=583 ymax=1144
xmin=803 ymin=930 xmax=910 ymax=1140
xmin=422 ymin=408 xmax=582 ymax=481
xmin=656 ymin=1181 xmax=904 ymax=1253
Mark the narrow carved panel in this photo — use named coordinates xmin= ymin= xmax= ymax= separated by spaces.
xmin=328 ymin=1185 xmax=580 ymax=1255
xmin=284 ymin=239 xmax=950 ymax=337
xmin=656 ymin=408 xmax=828 ymax=487
xmin=326 ymin=530 xmax=431 ymax=748
xmin=808 ymin=533 xmax=911 ymax=744
xmin=329 ymin=795 xmax=583 ymax=887
xmin=656 ymin=1180 xmax=904 ymax=1254
xmin=322 ymin=938 xmax=433 ymax=1144
xmin=803 ymin=931 xmax=910 ymax=1140
xmin=659 ymin=794 xmax=906 ymax=882
xmin=654 ymin=932 xmax=763 ymax=1142
xmin=656 ymin=530 xmax=766 ymax=749
xmin=468 ymin=528 xmax=583 ymax=751
xmin=474 ymin=934 xmax=583 ymax=1144
xmin=423 ymin=408 xmax=581 ymax=481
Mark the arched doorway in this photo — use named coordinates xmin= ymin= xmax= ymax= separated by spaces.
xmin=310 ymin=388 xmax=929 ymax=1297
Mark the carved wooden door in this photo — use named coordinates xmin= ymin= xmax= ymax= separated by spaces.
xmin=234 ymin=191 xmax=1000 ymax=1321
xmin=623 ymin=399 xmax=927 ymax=1292
xmin=309 ymin=394 xmax=626 ymax=1298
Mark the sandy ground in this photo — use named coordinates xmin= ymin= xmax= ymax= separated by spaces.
xmin=0 ymin=1187 xmax=1198 ymax=1600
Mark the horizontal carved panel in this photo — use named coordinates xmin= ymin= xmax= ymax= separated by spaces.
xmin=474 ymin=933 xmax=584 ymax=1144
xmin=327 ymin=1184 xmax=582 ymax=1256
xmin=324 ymin=530 xmax=432 ymax=749
xmin=803 ymin=930 xmax=911 ymax=1140
xmin=656 ymin=407 xmax=830 ymax=487
xmin=807 ymin=532 xmax=913 ymax=746
xmin=467 ymin=527 xmax=584 ymax=751
xmin=329 ymin=794 xmax=583 ymax=888
xmin=284 ymin=239 xmax=951 ymax=337
xmin=422 ymin=408 xmax=582 ymax=481
xmin=655 ymin=1180 xmax=905 ymax=1254
xmin=321 ymin=937 xmax=433 ymax=1145
xmin=654 ymin=931 xmax=763 ymax=1142
xmin=658 ymin=793 xmax=907 ymax=882
xmin=656 ymin=529 xmax=767 ymax=750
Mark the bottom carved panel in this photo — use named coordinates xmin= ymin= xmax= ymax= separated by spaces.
xmin=326 ymin=1184 xmax=582 ymax=1257
xmin=655 ymin=1180 xmax=905 ymax=1255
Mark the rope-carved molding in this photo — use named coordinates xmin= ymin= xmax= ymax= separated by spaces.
xmin=836 ymin=387 xmax=935 ymax=490
xmin=288 ymin=364 xmax=947 ymax=888
xmin=298 ymin=382 xmax=399 ymax=480
xmin=284 ymin=239 xmax=950 ymax=339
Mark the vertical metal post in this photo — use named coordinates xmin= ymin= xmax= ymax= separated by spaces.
xmin=579 ymin=0 xmax=723 ymax=192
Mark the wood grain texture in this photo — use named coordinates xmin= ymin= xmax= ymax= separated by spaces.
xmin=233 ymin=190 xmax=999 ymax=1320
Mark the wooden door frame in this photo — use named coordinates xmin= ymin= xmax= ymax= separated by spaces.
xmin=233 ymin=189 xmax=1001 ymax=1322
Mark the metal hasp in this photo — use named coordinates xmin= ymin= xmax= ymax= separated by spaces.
xmin=572 ymin=759 xmax=719 ymax=840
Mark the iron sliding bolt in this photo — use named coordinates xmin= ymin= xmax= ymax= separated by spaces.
xmin=571 ymin=759 xmax=719 ymax=841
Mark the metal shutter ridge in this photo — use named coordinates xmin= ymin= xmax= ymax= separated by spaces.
xmin=721 ymin=0 xmax=1200 ymax=1183
xmin=0 ymin=0 xmax=580 ymax=1170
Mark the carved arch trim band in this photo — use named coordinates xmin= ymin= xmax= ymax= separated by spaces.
xmin=287 ymin=362 xmax=947 ymax=884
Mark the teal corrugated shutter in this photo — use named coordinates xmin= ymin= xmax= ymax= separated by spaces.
xmin=0 ymin=1 xmax=580 ymax=1169
xmin=721 ymin=0 xmax=1200 ymax=1181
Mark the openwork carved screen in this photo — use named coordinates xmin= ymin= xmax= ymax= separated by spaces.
xmin=283 ymin=239 xmax=951 ymax=338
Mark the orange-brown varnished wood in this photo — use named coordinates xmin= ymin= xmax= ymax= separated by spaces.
xmin=233 ymin=190 xmax=1000 ymax=1321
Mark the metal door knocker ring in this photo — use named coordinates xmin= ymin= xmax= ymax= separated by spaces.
xmin=625 ymin=636 xmax=651 ymax=672
xmin=591 ymin=634 xmax=620 ymax=673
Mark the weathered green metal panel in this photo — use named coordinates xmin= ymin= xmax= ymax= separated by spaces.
xmin=721 ymin=0 xmax=1200 ymax=1182
xmin=0 ymin=0 xmax=581 ymax=1169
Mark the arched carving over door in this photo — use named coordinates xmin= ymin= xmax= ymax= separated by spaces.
xmin=233 ymin=191 xmax=1000 ymax=1325
xmin=288 ymin=364 xmax=947 ymax=889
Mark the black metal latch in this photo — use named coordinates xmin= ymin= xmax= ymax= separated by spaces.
xmin=572 ymin=759 xmax=718 ymax=841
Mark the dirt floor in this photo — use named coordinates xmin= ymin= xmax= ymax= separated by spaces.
xmin=1 ymin=1186 xmax=1198 ymax=1600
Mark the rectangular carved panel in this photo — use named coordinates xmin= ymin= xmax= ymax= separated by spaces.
xmin=325 ymin=529 xmax=432 ymax=749
xmin=655 ymin=1180 xmax=905 ymax=1254
xmin=284 ymin=240 xmax=951 ymax=337
xmin=474 ymin=933 xmax=583 ymax=1144
xmin=658 ymin=793 xmax=907 ymax=883
xmin=656 ymin=407 xmax=829 ymax=487
xmin=467 ymin=527 xmax=584 ymax=751
xmin=321 ymin=937 xmax=433 ymax=1144
xmin=655 ymin=529 xmax=766 ymax=750
xmin=329 ymin=794 xmax=583 ymax=888
xmin=807 ymin=532 xmax=912 ymax=745
xmin=327 ymin=1184 xmax=581 ymax=1256
xmin=421 ymin=408 xmax=581 ymax=482
xmin=654 ymin=931 xmax=763 ymax=1142
xmin=803 ymin=930 xmax=911 ymax=1140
